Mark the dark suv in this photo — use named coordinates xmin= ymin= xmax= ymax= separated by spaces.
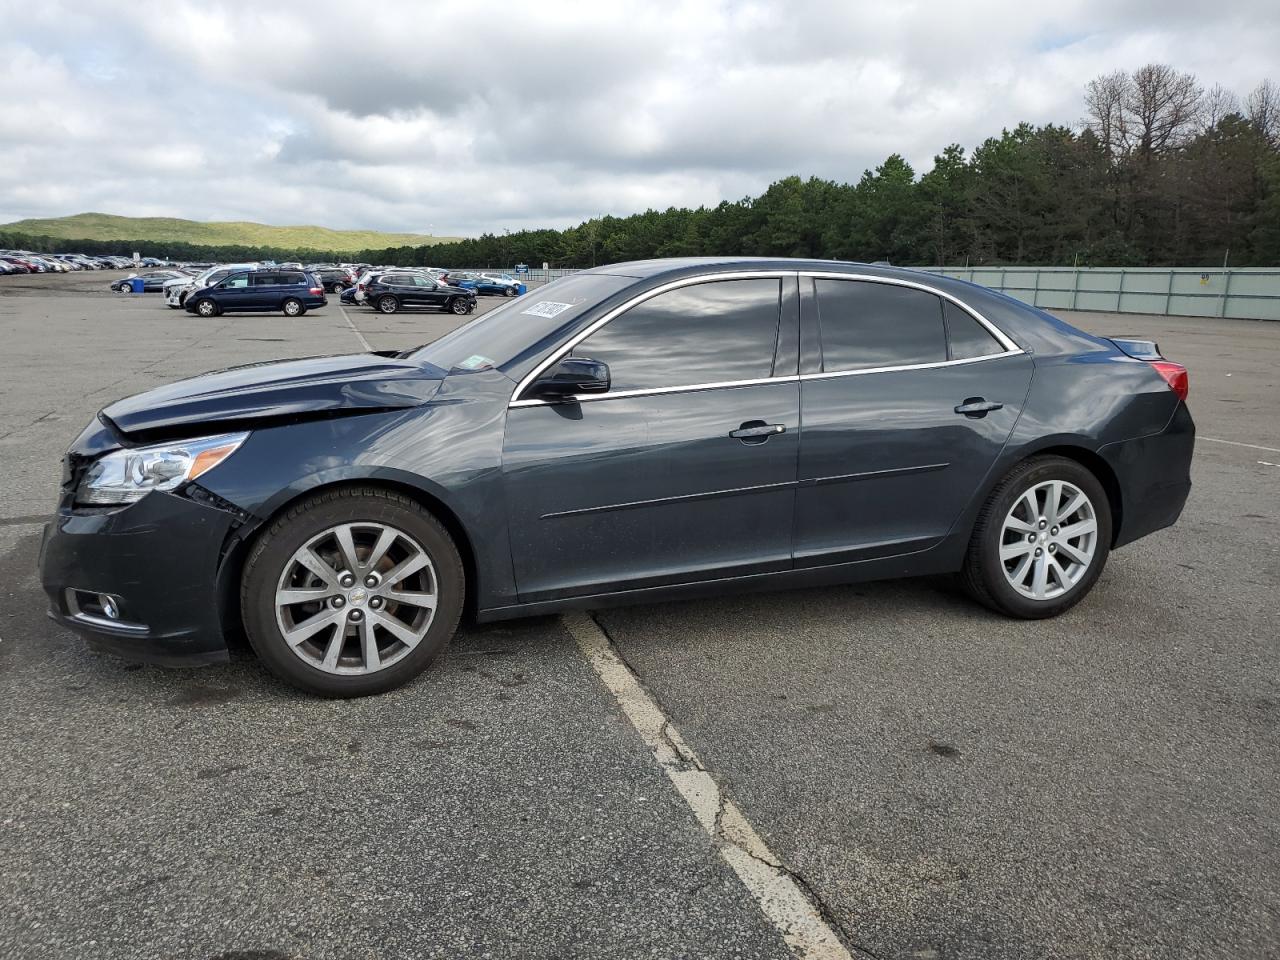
xmin=310 ymin=267 xmax=354 ymax=293
xmin=363 ymin=272 xmax=476 ymax=315
xmin=185 ymin=270 xmax=328 ymax=318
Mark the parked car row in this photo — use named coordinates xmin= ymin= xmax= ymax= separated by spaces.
xmin=4 ymin=252 xmax=525 ymax=324
xmin=0 ymin=251 xmax=162 ymax=274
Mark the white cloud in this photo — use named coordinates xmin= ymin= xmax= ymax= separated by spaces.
xmin=0 ymin=0 xmax=1276 ymax=236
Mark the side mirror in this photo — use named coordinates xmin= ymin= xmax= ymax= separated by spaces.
xmin=531 ymin=357 xmax=610 ymax=399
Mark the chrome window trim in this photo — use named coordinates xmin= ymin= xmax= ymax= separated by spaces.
xmin=507 ymin=268 xmax=1024 ymax=408
xmin=797 ymin=351 xmax=1018 ymax=383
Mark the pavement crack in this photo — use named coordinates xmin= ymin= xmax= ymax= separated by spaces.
xmin=0 ymin=410 xmax=55 ymax=443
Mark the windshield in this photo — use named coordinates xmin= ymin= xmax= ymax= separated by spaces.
xmin=412 ymin=273 xmax=632 ymax=374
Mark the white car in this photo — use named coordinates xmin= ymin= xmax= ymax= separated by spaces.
xmin=165 ymin=263 xmax=258 ymax=309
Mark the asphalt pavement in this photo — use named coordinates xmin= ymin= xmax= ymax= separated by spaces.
xmin=1 ymin=270 xmax=1276 ymax=959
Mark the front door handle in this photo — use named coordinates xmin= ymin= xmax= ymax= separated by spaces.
xmin=954 ymin=398 xmax=1003 ymax=418
xmin=729 ymin=421 xmax=786 ymax=444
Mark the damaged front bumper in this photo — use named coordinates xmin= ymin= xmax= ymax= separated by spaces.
xmin=39 ymin=485 xmax=249 ymax=667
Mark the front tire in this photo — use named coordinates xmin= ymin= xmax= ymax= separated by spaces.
xmin=194 ymin=298 xmax=219 ymax=317
xmin=503 ymin=286 xmax=517 ymax=297
xmin=241 ymin=487 xmax=465 ymax=697
xmin=448 ymin=297 xmax=470 ymax=315
xmin=960 ymin=455 xmax=1111 ymax=619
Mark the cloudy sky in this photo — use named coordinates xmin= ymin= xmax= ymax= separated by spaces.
xmin=1 ymin=0 xmax=1276 ymax=238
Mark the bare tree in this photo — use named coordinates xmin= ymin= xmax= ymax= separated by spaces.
xmin=1245 ymin=78 xmax=1280 ymax=146
xmin=1085 ymin=70 xmax=1131 ymax=157
xmin=1127 ymin=64 xmax=1203 ymax=158
xmin=1200 ymin=83 xmax=1241 ymax=132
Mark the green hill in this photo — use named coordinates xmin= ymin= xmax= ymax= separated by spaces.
xmin=0 ymin=212 xmax=457 ymax=252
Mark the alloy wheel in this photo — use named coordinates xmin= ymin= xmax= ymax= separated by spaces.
xmin=197 ymin=299 xmax=216 ymax=316
xmin=999 ymin=480 xmax=1098 ymax=600
xmin=274 ymin=521 xmax=438 ymax=676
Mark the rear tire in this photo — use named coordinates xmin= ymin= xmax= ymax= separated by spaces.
xmin=240 ymin=487 xmax=465 ymax=698
xmin=960 ymin=455 xmax=1111 ymax=619
xmin=378 ymin=295 xmax=399 ymax=314
xmin=282 ymin=297 xmax=305 ymax=317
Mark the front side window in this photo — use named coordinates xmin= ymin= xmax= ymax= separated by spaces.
xmin=813 ymin=279 xmax=946 ymax=372
xmin=221 ymin=273 xmax=250 ymax=289
xmin=571 ymin=278 xmax=782 ymax=393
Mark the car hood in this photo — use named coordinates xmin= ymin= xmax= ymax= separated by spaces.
xmin=101 ymin=352 xmax=448 ymax=439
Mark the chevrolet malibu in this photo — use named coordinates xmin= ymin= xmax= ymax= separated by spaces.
xmin=40 ymin=258 xmax=1193 ymax=697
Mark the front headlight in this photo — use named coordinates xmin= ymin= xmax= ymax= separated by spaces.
xmin=77 ymin=432 xmax=249 ymax=506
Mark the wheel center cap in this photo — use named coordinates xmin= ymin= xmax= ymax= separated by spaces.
xmin=347 ymin=587 xmax=368 ymax=606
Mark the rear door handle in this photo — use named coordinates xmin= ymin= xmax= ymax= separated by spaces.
xmin=729 ymin=421 xmax=786 ymax=444
xmin=954 ymin=398 xmax=1003 ymax=418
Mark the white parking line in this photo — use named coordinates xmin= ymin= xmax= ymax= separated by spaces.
xmin=563 ymin=612 xmax=857 ymax=960
xmin=338 ymin=303 xmax=372 ymax=352
xmin=1201 ymin=436 xmax=1280 ymax=454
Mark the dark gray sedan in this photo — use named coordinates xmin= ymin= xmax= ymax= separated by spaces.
xmin=41 ymin=258 xmax=1193 ymax=696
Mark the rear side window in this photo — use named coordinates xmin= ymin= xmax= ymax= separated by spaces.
xmin=252 ymin=273 xmax=280 ymax=286
xmin=573 ymin=278 xmax=782 ymax=393
xmin=943 ymin=301 xmax=1004 ymax=359
xmin=813 ymin=280 xmax=946 ymax=372
xmin=281 ymin=272 xmax=306 ymax=285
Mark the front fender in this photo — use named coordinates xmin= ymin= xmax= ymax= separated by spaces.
xmin=199 ymin=370 xmax=519 ymax=608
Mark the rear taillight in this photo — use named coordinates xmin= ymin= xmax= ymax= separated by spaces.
xmin=310 ymin=286 xmax=323 ymax=295
xmin=1151 ymin=360 xmax=1188 ymax=402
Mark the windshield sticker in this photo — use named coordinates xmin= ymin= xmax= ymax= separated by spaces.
xmin=521 ymin=301 xmax=574 ymax=318
xmin=456 ymin=354 xmax=495 ymax=371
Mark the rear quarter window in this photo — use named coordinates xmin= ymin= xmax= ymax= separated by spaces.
xmin=943 ymin=300 xmax=1005 ymax=359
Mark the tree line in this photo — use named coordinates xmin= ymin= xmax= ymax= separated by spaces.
xmin=6 ymin=65 xmax=1278 ymax=270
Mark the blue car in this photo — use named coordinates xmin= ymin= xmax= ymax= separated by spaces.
xmin=184 ymin=269 xmax=328 ymax=317
xmin=453 ymin=273 xmax=524 ymax=297
xmin=339 ymin=285 xmax=358 ymax=305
